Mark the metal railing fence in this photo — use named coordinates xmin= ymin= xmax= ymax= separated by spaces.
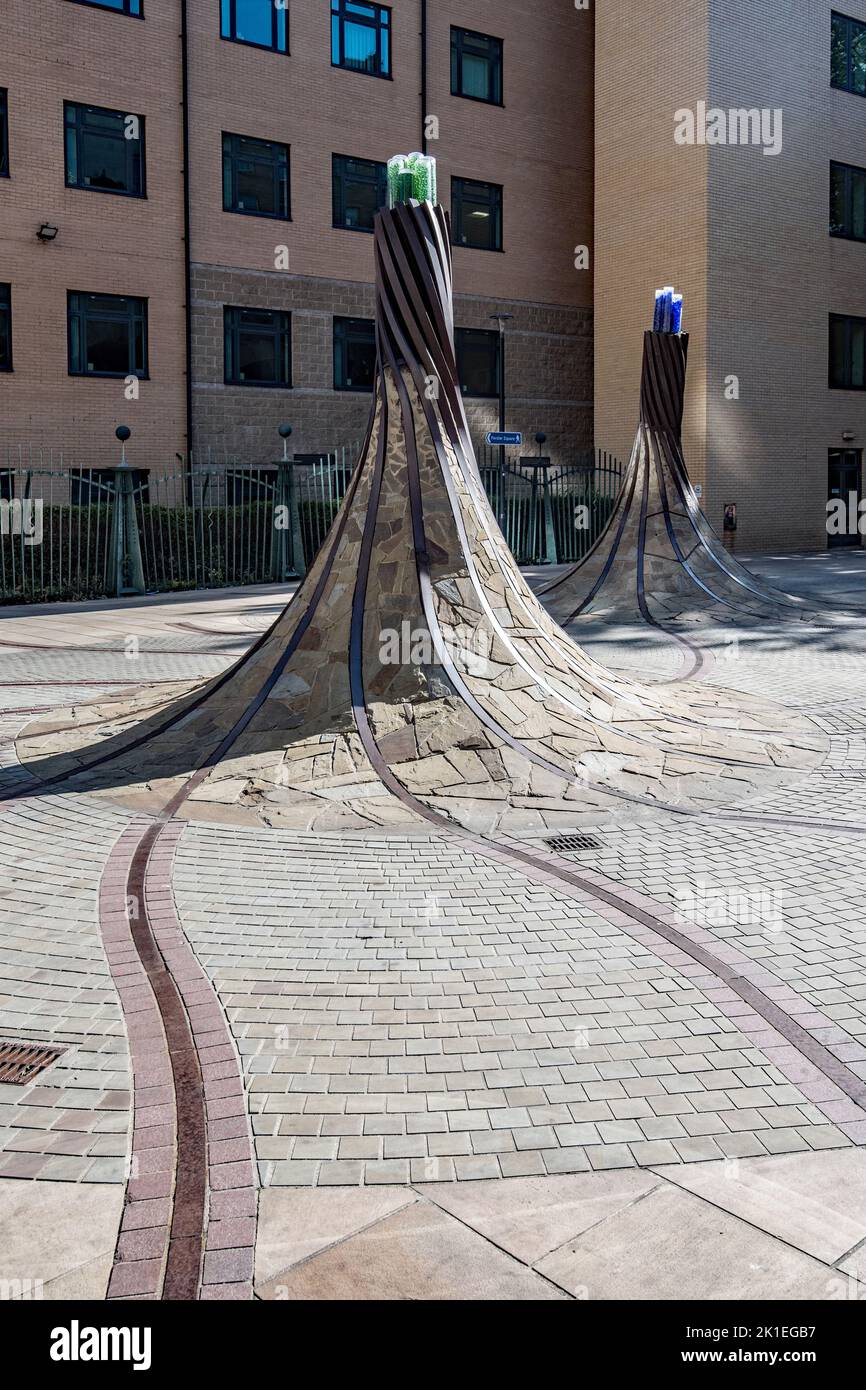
xmin=0 ymin=444 xmax=622 ymax=604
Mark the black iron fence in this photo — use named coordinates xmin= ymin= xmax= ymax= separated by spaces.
xmin=477 ymin=446 xmax=622 ymax=565
xmin=0 ymin=444 xmax=622 ymax=604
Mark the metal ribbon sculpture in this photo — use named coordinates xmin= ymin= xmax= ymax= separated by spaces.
xmin=541 ymin=319 xmax=811 ymax=627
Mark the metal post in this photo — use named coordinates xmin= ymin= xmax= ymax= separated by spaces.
xmin=272 ymin=423 xmax=305 ymax=581
xmin=534 ymin=432 xmax=557 ymax=565
xmin=490 ymin=312 xmax=513 ymax=534
xmin=108 ymin=425 xmax=146 ymax=597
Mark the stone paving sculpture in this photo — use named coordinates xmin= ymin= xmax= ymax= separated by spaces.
xmin=8 ymin=178 xmax=823 ymax=836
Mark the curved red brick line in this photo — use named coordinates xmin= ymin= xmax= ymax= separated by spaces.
xmin=99 ymin=819 xmax=255 ymax=1300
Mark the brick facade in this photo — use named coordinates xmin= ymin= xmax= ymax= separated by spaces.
xmin=2 ymin=1 xmax=593 ymax=476
xmin=190 ymin=264 xmax=592 ymax=464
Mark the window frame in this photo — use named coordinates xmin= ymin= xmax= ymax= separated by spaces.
xmin=222 ymin=131 xmax=290 ymax=221
xmin=331 ymin=0 xmax=392 ymax=80
xmin=67 ymin=291 xmax=149 ymax=380
xmin=0 ymin=284 xmax=12 ymax=373
xmin=832 ymin=11 xmax=866 ymax=96
xmin=0 ymin=89 xmax=9 ymax=178
xmin=829 ymin=312 xmax=866 ymax=390
xmin=220 ymin=0 xmax=289 ymax=56
xmin=455 ymin=326 xmax=501 ymax=399
xmin=450 ymin=27 xmax=503 ymax=106
xmin=223 ymin=305 xmax=292 ymax=389
xmin=331 ymin=153 xmax=388 ymax=232
xmin=64 ymin=0 xmax=143 ymax=16
xmin=64 ymin=101 xmax=146 ymax=199
xmin=333 ymin=315 xmax=376 ymax=392
xmin=70 ymin=468 xmax=150 ymax=505
xmin=831 ymin=160 xmax=866 ymax=242
xmin=451 ymin=177 xmax=504 ymax=253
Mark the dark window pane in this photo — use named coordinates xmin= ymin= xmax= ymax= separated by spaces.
xmin=853 ymin=321 xmax=866 ymax=385
xmin=222 ymin=133 xmax=289 ymax=218
xmin=224 ymin=306 xmax=291 ymax=387
xmin=66 ymin=1 xmax=142 ymax=14
xmin=220 ymin=0 xmax=288 ymax=53
xmin=854 ymin=173 xmax=866 ymax=238
xmin=456 ymin=327 xmax=500 ymax=397
xmin=853 ymin=25 xmax=866 ymax=93
xmin=832 ymin=13 xmax=849 ymax=87
xmin=71 ymin=468 xmax=149 ymax=505
xmin=831 ymin=163 xmax=847 ymax=234
xmin=64 ymin=103 xmax=145 ymax=197
xmin=830 ymin=161 xmax=866 ymax=240
xmin=452 ymin=178 xmax=503 ymax=251
xmin=451 ymin=28 xmax=503 ymax=104
xmin=332 ymin=154 xmax=388 ymax=230
xmin=331 ymin=0 xmax=391 ymax=78
xmin=67 ymin=292 xmax=148 ymax=377
xmin=0 ymin=89 xmax=8 ymax=177
xmin=830 ymin=313 xmax=866 ymax=388
xmin=0 ymin=283 xmax=11 ymax=371
xmin=334 ymin=317 xmax=376 ymax=390
xmin=831 ymin=12 xmax=866 ymax=94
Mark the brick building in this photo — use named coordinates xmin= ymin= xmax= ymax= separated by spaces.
xmin=1 ymin=0 xmax=593 ymax=475
xmin=2 ymin=2 xmax=866 ymax=550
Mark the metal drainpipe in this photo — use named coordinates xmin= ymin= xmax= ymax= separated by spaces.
xmin=180 ymin=0 xmax=194 ymax=489
xmin=420 ymin=0 xmax=428 ymax=153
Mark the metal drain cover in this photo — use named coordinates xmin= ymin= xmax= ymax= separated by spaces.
xmin=544 ymin=834 xmax=602 ymax=853
xmin=0 ymin=1041 xmax=63 ymax=1085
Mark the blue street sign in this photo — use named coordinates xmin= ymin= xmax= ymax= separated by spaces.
xmin=486 ymin=431 xmax=522 ymax=446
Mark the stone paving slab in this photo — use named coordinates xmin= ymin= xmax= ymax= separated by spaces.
xmin=257 ymin=1198 xmax=566 ymax=1301
xmin=650 ymin=1147 xmax=866 ymax=1265
xmin=534 ymin=1182 xmax=848 ymax=1301
xmin=0 ymin=1177 xmax=123 ymax=1299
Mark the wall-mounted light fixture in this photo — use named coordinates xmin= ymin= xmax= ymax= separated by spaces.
xmin=842 ymin=429 xmax=856 ymax=442
xmin=36 ymin=223 xmax=59 ymax=241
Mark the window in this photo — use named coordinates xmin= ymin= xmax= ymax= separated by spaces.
xmin=452 ymin=178 xmax=503 ymax=251
xmin=333 ymin=317 xmax=376 ymax=391
xmin=832 ymin=12 xmax=866 ymax=95
xmin=331 ymin=1 xmax=391 ymax=78
xmin=831 ymin=161 xmax=866 ymax=240
xmin=455 ymin=327 xmax=500 ymax=398
xmin=222 ymin=133 xmax=289 ymax=219
xmin=830 ymin=313 xmax=866 ymax=388
xmin=0 ymin=285 xmax=11 ymax=372
xmin=220 ymin=0 xmax=288 ymax=54
xmin=224 ymin=307 xmax=291 ymax=387
xmin=451 ymin=28 xmax=503 ymax=105
xmin=332 ymin=154 xmax=387 ymax=231
xmin=66 ymin=1 xmax=143 ymax=15
xmin=70 ymin=469 xmax=150 ymax=505
xmin=64 ymin=103 xmax=145 ymax=197
xmin=0 ymin=89 xmax=8 ymax=177
xmin=68 ymin=293 xmax=147 ymax=377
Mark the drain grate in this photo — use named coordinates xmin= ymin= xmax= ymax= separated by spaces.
xmin=0 ymin=1041 xmax=63 ymax=1085
xmin=544 ymin=834 xmax=602 ymax=853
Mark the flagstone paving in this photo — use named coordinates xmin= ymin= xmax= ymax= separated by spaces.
xmin=1 ymin=552 xmax=866 ymax=1298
